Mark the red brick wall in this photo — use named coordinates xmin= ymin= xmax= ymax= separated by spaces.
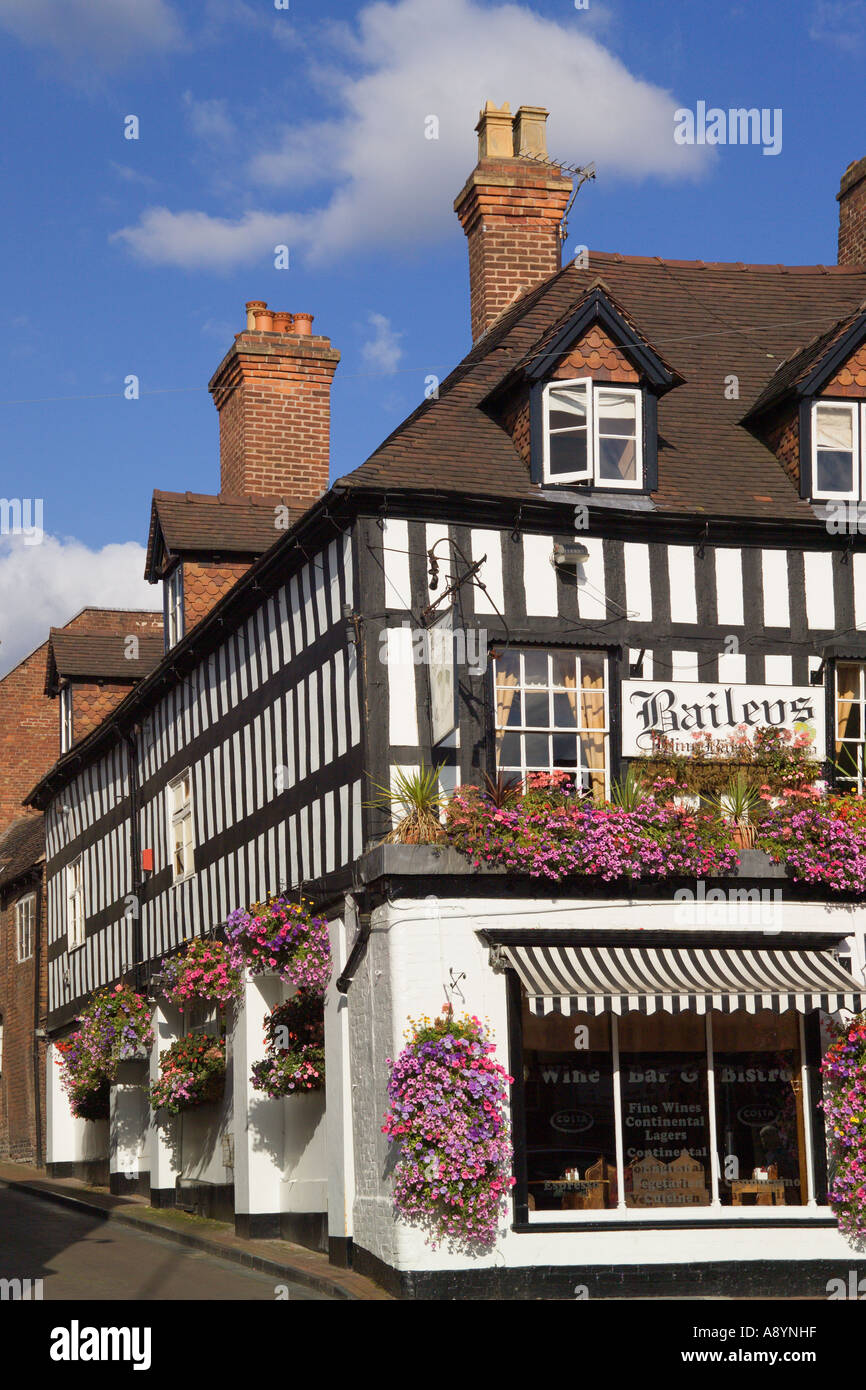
xmin=0 ymin=646 xmax=55 ymax=839
xmin=0 ymin=864 xmax=47 ymax=1164
xmin=454 ymin=159 xmax=572 ymax=342
xmin=763 ymin=405 xmax=800 ymax=489
xmin=182 ymin=560 xmax=251 ymax=629
xmin=210 ymin=332 xmax=340 ymax=505
xmin=838 ymin=157 xmax=866 ymax=266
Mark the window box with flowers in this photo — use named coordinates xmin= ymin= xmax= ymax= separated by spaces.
xmin=149 ymin=1033 xmax=227 ymax=1116
xmin=225 ymin=894 xmax=331 ymax=993
xmin=156 ymin=937 xmax=243 ymax=1011
xmin=56 ymin=983 xmax=154 ymax=1121
xmin=250 ymin=991 xmax=325 ymax=1098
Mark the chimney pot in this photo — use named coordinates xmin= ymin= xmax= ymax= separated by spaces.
xmin=253 ymin=307 xmax=274 ymax=332
xmin=271 ymin=310 xmax=294 ymax=333
xmin=475 ymin=100 xmax=513 ymax=159
xmin=513 ymin=105 xmax=550 ymax=159
xmin=293 ymin=312 xmax=314 ymax=337
xmin=245 ymin=300 xmax=267 ymax=330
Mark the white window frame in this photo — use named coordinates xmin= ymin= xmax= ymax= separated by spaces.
xmin=59 ymin=685 xmax=73 ymax=754
xmin=165 ymin=565 xmax=185 ymax=649
xmin=16 ymin=892 xmax=35 ymax=963
xmin=542 ymin=378 xmax=643 ymax=490
xmin=67 ymin=856 xmax=85 ymax=951
xmin=168 ymin=769 xmax=195 ymax=883
xmin=810 ymin=400 xmax=862 ymax=502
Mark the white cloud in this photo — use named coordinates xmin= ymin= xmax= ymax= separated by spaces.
xmin=112 ymin=0 xmax=709 ymax=269
xmin=0 ymin=534 xmax=156 ymax=678
xmin=111 ymin=207 xmax=299 ymax=271
xmin=361 ymin=313 xmax=404 ymax=375
xmin=809 ymin=0 xmax=866 ymax=48
xmin=0 ymin=0 xmax=183 ymax=65
xmin=183 ymin=92 xmax=237 ymax=143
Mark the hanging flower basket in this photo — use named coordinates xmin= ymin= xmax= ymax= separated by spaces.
xmin=382 ymin=1006 xmax=515 ymax=1253
xmin=158 ymin=937 xmax=243 ymax=1009
xmin=225 ymin=894 xmax=331 ymax=993
xmin=820 ymin=1013 xmax=866 ymax=1241
xmin=250 ymin=992 xmax=325 ymax=1097
xmin=149 ymin=1034 xmax=226 ymax=1116
xmin=55 ymin=983 xmax=153 ymax=1120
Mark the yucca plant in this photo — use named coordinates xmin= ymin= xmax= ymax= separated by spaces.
xmin=367 ymin=763 xmax=447 ymax=844
xmin=607 ymin=764 xmax=647 ymax=811
xmin=709 ymin=769 xmax=763 ymax=847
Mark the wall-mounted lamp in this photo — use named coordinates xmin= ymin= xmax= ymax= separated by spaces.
xmin=552 ymin=542 xmax=589 ymax=569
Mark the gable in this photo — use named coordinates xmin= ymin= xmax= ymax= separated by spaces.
xmin=549 ymin=325 xmax=640 ymax=384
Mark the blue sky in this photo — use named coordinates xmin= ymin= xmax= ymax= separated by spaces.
xmin=0 ymin=0 xmax=864 ymax=673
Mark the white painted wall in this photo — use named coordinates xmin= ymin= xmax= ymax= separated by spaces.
xmin=45 ymin=1040 xmax=109 ymax=1169
xmin=344 ymin=895 xmax=866 ymax=1275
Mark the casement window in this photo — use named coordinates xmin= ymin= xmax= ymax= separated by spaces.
xmin=811 ymin=401 xmax=866 ymax=500
xmin=16 ymin=893 xmax=35 ymax=963
xmin=165 ymin=565 xmax=185 ymax=649
xmin=67 ymin=856 xmax=85 ymax=951
xmin=542 ymin=379 xmax=642 ymax=489
xmin=493 ymin=647 xmax=609 ymax=797
xmin=168 ymin=770 xmax=195 ymax=881
xmin=835 ymin=662 xmax=866 ymax=791
xmin=59 ymin=685 xmax=73 ymax=754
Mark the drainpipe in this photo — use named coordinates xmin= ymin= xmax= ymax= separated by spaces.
xmin=335 ymin=911 xmax=372 ymax=994
xmin=33 ymin=867 xmax=44 ymax=1164
xmin=124 ymin=730 xmax=144 ymax=990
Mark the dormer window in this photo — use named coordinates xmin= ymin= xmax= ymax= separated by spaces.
xmin=165 ymin=564 xmax=184 ymax=649
xmin=811 ymin=401 xmax=866 ymax=500
xmin=542 ymin=378 xmax=643 ymax=489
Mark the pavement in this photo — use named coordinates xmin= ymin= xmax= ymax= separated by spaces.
xmin=0 ymin=1159 xmax=392 ymax=1301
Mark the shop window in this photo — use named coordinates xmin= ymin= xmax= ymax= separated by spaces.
xmin=522 ymin=1008 xmax=617 ymax=1211
xmin=493 ymin=647 xmax=608 ymax=797
xmin=712 ymin=1012 xmax=806 ymax=1207
xmin=618 ymin=1012 xmax=712 ymax=1208
xmin=835 ymin=662 xmax=866 ymax=791
xmin=518 ymin=1002 xmax=811 ymax=1213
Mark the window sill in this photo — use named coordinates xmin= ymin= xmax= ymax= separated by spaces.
xmin=172 ymin=872 xmax=196 ymax=886
xmin=518 ymin=1205 xmax=832 ymax=1230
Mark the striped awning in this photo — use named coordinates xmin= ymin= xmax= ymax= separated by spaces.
xmin=499 ymin=943 xmax=865 ymax=1016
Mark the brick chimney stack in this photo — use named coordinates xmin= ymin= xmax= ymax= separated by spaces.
xmin=209 ymin=304 xmax=340 ymax=504
xmin=454 ymin=102 xmax=573 ymax=342
xmin=837 ymin=156 xmax=866 ymax=265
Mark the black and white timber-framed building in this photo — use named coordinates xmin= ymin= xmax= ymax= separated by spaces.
xmin=25 ymin=102 xmax=866 ymax=1296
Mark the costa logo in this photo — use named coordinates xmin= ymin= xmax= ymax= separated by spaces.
xmin=550 ymin=1109 xmax=594 ymax=1134
xmin=737 ymin=1104 xmax=778 ymax=1127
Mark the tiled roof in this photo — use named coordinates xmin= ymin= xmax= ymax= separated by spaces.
xmin=339 ymin=255 xmax=866 ymax=520
xmin=45 ymin=631 xmax=164 ymax=693
xmin=144 ymin=491 xmax=295 ymax=580
xmin=747 ymin=303 xmax=866 ymax=418
xmin=0 ymin=815 xmax=44 ymax=890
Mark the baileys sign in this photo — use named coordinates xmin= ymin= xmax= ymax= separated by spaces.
xmin=620 ymin=680 xmax=824 ymax=758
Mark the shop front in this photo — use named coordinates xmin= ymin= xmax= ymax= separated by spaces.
xmin=336 ymin=877 xmax=866 ymax=1299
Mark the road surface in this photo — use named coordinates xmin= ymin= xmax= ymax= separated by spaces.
xmin=0 ymin=1185 xmax=332 ymax=1300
